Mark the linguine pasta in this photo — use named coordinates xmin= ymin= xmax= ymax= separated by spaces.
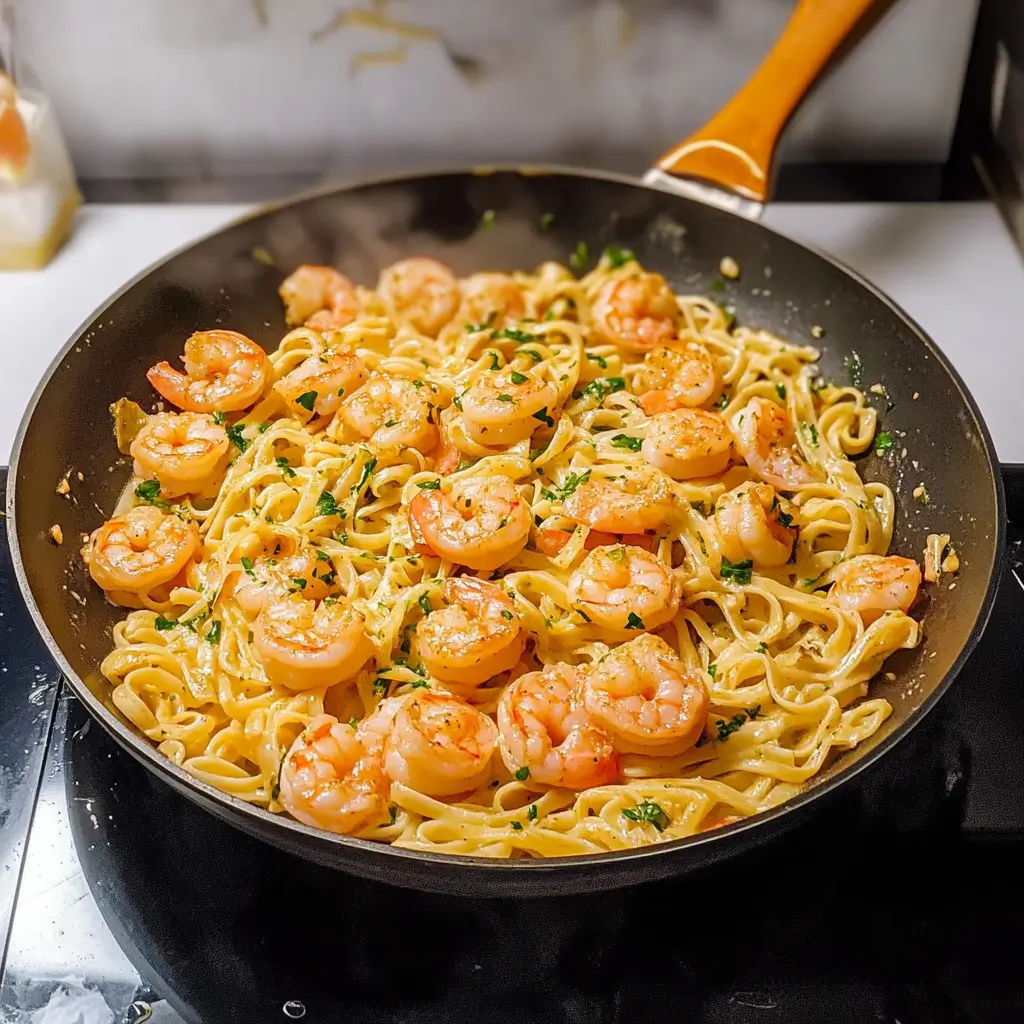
xmin=92 ymin=251 xmax=923 ymax=858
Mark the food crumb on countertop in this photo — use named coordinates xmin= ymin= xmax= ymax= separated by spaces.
xmin=49 ymin=524 xmax=63 ymax=545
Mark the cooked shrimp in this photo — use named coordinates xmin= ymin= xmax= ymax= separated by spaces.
xmin=642 ymin=408 xmax=733 ymax=480
xmin=417 ymin=577 xmax=525 ymax=686
xmin=564 ymin=468 xmax=675 ymax=535
xmin=88 ymin=505 xmax=199 ymax=594
xmin=377 ymin=257 xmax=460 ymax=338
xmin=457 ymin=272 xmax=525 ymax=329
xmin=714 ymin=482 xmax=796 ymax=568
xmin=637 ymin=341 xmax=718 ymax=413
xmin=830 ymin=555 xmax=922 ymax=624
xmin=147 ymin=330 xmax=269 ymax=413
xmin=275 ymin=351 xmax=367 ymax=419
xmin=730 ymin=397 xmax=822 ymax=490
xmin=496 ymin=664 xmax=619 ymax=790
xmin=130 ymin=412 xmax=230 ymax=498
xmin=592 ymin=271 xmax=679 ymax=352
xmin=460 ymin=367 xmax=559 ymax=446
xmin=582 ymin=633 xmax=709 ymax=755
xmin=382 ymin=691 xmax=499 ymax=797
xmin=254 ymin=594 xmax=372 ymax=691
xmin=341 ymin=374 xmax=439 ymax=452
xmin=278 ymin=714 xmax=388 ymax=834
xmin=279 ymin=265 xmax=361 ymax=329
xmin=234 ymin=551 xmax=334 ymax=617
xmin=567 ymin=545 xmax=682 ymax=631
xmin=409 ymin=475 xmax=531 ymax=571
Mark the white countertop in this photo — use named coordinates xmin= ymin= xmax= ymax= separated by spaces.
xmin=2 ymin=201 xmax=1022 ymax=464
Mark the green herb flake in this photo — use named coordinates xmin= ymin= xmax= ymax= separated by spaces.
xmin=487 ymin=351 xmax=501 ymax=371
xmin=716 ymin=714 xmax=747 ymax=742
xmin=799 ymin=422 xmax=820 ymax=449
xmin=295 ymin=390 xmax=318 ymax=412
xmin=241 ymin=555 xmax=256 ymax=577
xmin=134 ymin=479 xmax=163 ymax=505
xmin=532 ymin=406 xmax=555 ymax=427
xmin=213 ymin=411 xmax=227 ymax=426
xmin=875 ymin=431 xmax=894 ymax=454
xmin=288 ymin=577 xmax=307 ymax=591
xmin=348 ymin=716 xmax=359 ymax=729
xmin=708 ymin=663 xmax=717 ymax=679
xmin=625 ymin=612 xmax=645 ymax=630
xmin=582 ymin=376 xmax=627 ymax=403
xmin=316 ymin=491 xmax=341 ymax=518
xmin=756 ymin=642 xmax=767 ymax=654
xmin=510 ymin=370 xmax=529 ymax=385
xmin=276 ymin=456 xmax=296 ymax=479
xmin=500 ymin=609 xmax=513 ymax=621
xmin=417 ymin=479 xmax=441 ymax=490
xmin=569 ymin=240 xmax=589 ymax=272
xmin=154 ymin=615 xmax=176 ymax=631
xmin=608 ymin=546 xmax=627 ymax=564
xmin=514 ymin=766 xmax=530 ymax=781
xmin=746 ymin=705 xmax=762 ymax=720
xmin=527 ymin=803 xmax=538 ymax=821
xmin=518 ymin=348 xmax=542 ymax=363
xmin=491 ymin=327 xmax=535 ymax=344
xmin=610 ymin=434 xmax=642 ymax=452
xmin=720 ymin=556 xmax=753 ymax=586
xmin=511 ymin=821 xmax=524 ymax=831
xmin=418 ymin=592 xmax=433 ymax=617
xmin=205 ymin=620 xmax=222 ymax=645
xmin=226 ymin=423 xmax=250 ymax=453
xmin=713 ymin=393 xmax=729 ymax=411
xmin=621 ymin=801 xmax=670 ymax=832
xmin=355 ymin=457 xmax=378 ymax=492
xmin=388 ymin=805 xmax=398 ymax=825
xmin=775 ymin=382 xmax=786 ymax=401
xmin=603 ymin=244 xmax=635 ymax=269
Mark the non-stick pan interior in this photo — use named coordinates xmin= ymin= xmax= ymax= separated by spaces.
xmin=8 ymin=170 xmax=1002 ymax=895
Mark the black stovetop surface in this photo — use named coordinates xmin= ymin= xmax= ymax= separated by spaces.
xmin=2 ymin=466 xmax=1023 ymax=1024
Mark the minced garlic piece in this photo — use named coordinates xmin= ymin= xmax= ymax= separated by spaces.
xmin=719 ymin=256 xmax=739 ymax=280
xmin=49 ymin=524 xmax=63 ymax=545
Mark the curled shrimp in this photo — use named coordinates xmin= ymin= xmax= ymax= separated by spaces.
xmin=341 ymin=374 xmax=439 ymax=452
xmin=382 ymin=691 xmax=500 ymax=797
xmin=254 ymin=594 xmax=373 ymax=691
xmin=88 ymin=505 xmax=200 ymax=594
xmin=642 ymin=408 xmax=733 ymax=480
xmin=730 ymin=397 xmax=822 ymax=490
xmin=417 ymin=576 xmax=525 ymax=686
xmin=568 ymin=544 xmax=682 ymax=632
xmin=147 ymin=330 xmax=269 ymax=413
xmin=830 ymin=555 xmax=922 ymax=624
xmin=275 ymin=350 xmax=367 ymax=419
xmin=279 ymin=265 xmax=361 ymax=329
xmin=377 ymin=257 xmax=460 ymax=338
xmin=592 ymin=271 xmax=679 ymax=352
xmin=457 ymin=272 xmax=525 ymax=329
xmin=234 ymin=551 xmax=334 ymax=617
xmin=496 ymin=664 xmax=619 ymax=790
xmin=460 ymin=367 xmax=559 ymax=446
xmin=130 ymin=411 xmax=230 ymax=498
xmin=637 ymin=342 xmax=718 ymax=413
xmin=564 ymin=468 xmax=675 ymax=535
xmin=278 ymin=714 xmax=388 ymax=834
xmin=714 ymin=481 xmax=796 ymax=568
xmin=409 ymin=475 xmax=531 ymax=571
xmin=582 ymin=633 xmax=709 ymax=755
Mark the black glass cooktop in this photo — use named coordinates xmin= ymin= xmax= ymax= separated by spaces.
xmin=2 ymin=465 xmax=1023 ymax=1024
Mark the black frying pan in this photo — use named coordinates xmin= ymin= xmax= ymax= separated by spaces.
xmin=5 ymin=0 xmax=1004 ymax=897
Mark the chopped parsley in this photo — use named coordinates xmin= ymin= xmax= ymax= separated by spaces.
xmin=241 ymin=555 xmax=256 ymax=577
xmin=775 ymin=382 xmax=786 ymax=401
xmin=355 ymin=457 xmax=378 ymax=492
xmin=212 ymin=411 xmax=227 ymax=426
xmin=487 ymin=351 xmax=500 ymax=371
xmin=707 ymin=663 xmax=717 ymax=679
xmin=569 ymin=240 xmax=589 ymax=272
xmin=625 ymin=612 xmax=645 ymax=630
xmin=756 ymin=642 xmax=768 ymax=653
xmin=621 ymin=801 xmax=669 ymax=832
xmin=418 ymin=592 xmax=433 ymax=617
xmin=770 ymin=496 xmax=794 ymax=528
xmin=510 ymin=370 xmax=529 ymax=385
xmin=586 ymin=352 xmax=608 ymax=369
xmin=532 ymin=407 xmax=555 ymax=427
xmin=498 ymin=393 xmax=514 ymax=403
xmin=205 ymin=620 xmax=222 ymax=645
xmin=713 ymin=393 xmax=729 ymax=411
xmin=226 ymin=423 xmax=250 ymax=453
xmin=316 ymin=550 xmax=331 ymax=562
xmin=708 ymin=274 xmax=726 ymax=294
xmin=716 ymin=714 xmax=747 ymax=741
xmin=746 ymin=705 xmax=762 ymax=720
xmin=540 ymin=469 xmax=590 ymax=502
xmin=875 ymin=431 xmax=894 ymax=453
xmin=511 ymin=821 xmax=524 ymax=831
xmin=610 ymin=434 xmax=642 ymax=452
xmin=491 ymin=327 xmax=536 ymax=344
xmin=608 ymin=546 xmax=627 ymax=563
xmin=518 ymin=348 xmax=542 ymax=363
xmin=603 ymin=244 xmax=635 ymax=269
xmin=799 ymin=422 xmax=820 ymax=448
xmin=348 ymin=717 xmax=359 ymax=729
xmin=154 ymin=615 xmax=176 ymax=631
xmin=276 ymin=456 xmax=296 ymax=479
xmin=514 ymin=766 xmax=530 ymax=781
xmin=416 ymin=479 xmax=441 ymax=490
xmin=295 ymin=390 xmax=318 ymax=412
xmin=373 ymin=678 xmax=389 ymax=696
xmin=288 ymin=577 xmax=307 ymax=591
xmin=720 ymin=556 xmax=753 ymax=586
xmin=388 ymin=805 xmax=398 ymax=825
xmin=134 ymin=479 xmax=167 ymax=508
xmin=316 ymin=491 xmax=341 ymax=517
xmin=581 ymin=376 xmax=626 ymax=403
xmin=500 ymin=609 xmax=513 ymax=621
xmin=528 ymin=804 xmax=538 ymax=821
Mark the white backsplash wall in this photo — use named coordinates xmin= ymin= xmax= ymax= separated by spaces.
xmin=15 ymin=0 xmax=978 ymax=180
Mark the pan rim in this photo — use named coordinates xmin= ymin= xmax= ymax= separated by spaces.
xmin=6 ymin=165 xmax=1007 ymax=879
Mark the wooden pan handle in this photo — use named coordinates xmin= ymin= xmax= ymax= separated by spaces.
xmin=652 ymin=0 xmax=896 ymax=202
